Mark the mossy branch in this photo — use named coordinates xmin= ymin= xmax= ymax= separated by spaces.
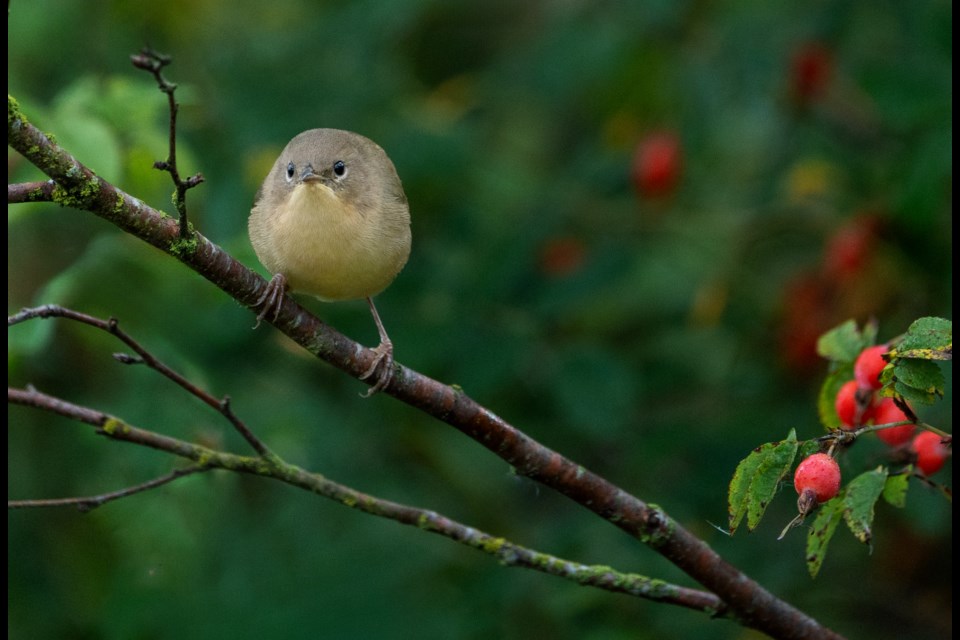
xmin=8 ymin=383 xmax=723 ymax=615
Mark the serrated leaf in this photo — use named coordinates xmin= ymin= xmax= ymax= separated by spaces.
xmin=892 ymin=359 xmax=945 ymax=404
xmin=896 ymin=347 xmax=953 ymax=360
xmin=806 ymin=496 xmax=844 ymax=578
xmin=842 ymin=467 xmax=888 ymax=545
xmin=894 ymin=380 xmax=939 ymax=406
xmin=882 ymin=471 xmax=911 ymax=508
xmin=816 ymin=320 xmax=867 ymax=362
xmin=818 ymin=366 xmax=853 ymax=430
xmin=728 ymin=429 xmax=799 ymax=534
xmin=896 ymin=317 xmax=952 ymax=360
xmin=747 ymin=434 xmax=800 ymax=531
xmin=728 ymin=449 xmax=765 ymax=533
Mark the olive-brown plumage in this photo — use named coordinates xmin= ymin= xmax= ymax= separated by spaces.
xmin=249 ymin=129 xmax=411 ymax=395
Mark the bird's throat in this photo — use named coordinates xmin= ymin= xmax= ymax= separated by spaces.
xmin=288 ymin=181 xmax=352 ymax=222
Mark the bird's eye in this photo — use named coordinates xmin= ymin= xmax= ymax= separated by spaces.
xmin=333 ymin=160 xmax=347 ymax=178
xmin=285 ymin=162 xmax=296 ymax=182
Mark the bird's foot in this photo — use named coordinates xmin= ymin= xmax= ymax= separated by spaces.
xmin=359 ymin=339 xmax=394 ymax=397
xmin=253 ymin=273 xmax=288 ymax=328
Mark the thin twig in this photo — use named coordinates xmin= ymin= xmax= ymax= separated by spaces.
xmin=7 ymin=385 xmax=727 ymax=617
xmin=8 ymin=466 xmax=209 ymax=512
xmin=816 ymin=420 xmax=951 ymax=446
xmin=8 ymin=305 xmax=272 ymax=457
xmin=130 ymin=47 xmax=204 ymax=238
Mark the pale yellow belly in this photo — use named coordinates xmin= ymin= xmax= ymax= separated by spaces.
xmin=250 ymin=184 xmax=410 ymax=301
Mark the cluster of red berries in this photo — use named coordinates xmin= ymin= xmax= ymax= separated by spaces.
xmin=793 ymin=430 xmax=950 ymax=510
xmin=833 ymin=344 xmax=949 ymax=476
xmin=794 ymin=344 xmax=951 ymax=509
xmin=834 ymin=345 xmax=913 ymax=442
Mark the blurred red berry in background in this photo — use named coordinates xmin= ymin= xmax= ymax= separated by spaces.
xmin=631 ymin=131 xmax=682 ymax=199
xmin=790 ymin=42 xmax=833 ymax=105
xmin=822 ymin=214 xmax=881 ymax=282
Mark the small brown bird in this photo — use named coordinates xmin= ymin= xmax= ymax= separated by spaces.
xmin=248 ymin=129 xmax=411 ymax=395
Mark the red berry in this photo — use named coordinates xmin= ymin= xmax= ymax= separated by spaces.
xmin=631 ymin=131 xmax=682 ymax=198
xmin=872 ymin=398 xmax=915 ymax=447
xmin=912 ymin=431 xmax=950 ymax=476
xmin=854 ymin=344 xmax=888 ymax=390
xmin=821 ymin=215 xmax=879 ymax=281
xmin=835 ymin=379 xmax=875 ymax=429
xmin=779 ymin=276 xmax=826 ymax=372
xmin=794 ymin=453 xmax=841 ymax=503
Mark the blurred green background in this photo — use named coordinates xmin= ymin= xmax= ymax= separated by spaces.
xmin=7 ymin=1 xmax=952 ymax=639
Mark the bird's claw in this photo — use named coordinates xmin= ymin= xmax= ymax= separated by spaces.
xmin=253 ymin=273 xmax=288 ymax=328
xmin=359 ymin=340 xmax=394 ymax=397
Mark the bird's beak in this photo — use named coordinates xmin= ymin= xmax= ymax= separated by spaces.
xmin=300 ymin=164 xmax=319 ymax=182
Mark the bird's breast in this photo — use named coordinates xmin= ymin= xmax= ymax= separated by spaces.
xmin=255 ymin=182 xmax=410 ymax=301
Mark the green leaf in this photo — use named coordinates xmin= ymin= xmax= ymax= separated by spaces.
xmin=897 ymin=347 xmax=953 ymax=361
xmin=862 ymin=320 xmax=879 ymax=352
xmin=894 ymin=380 xmax=939 ymax=406
xmin=891 ymin=359 xmax=945 ymax=404
xmin=806 ymin=496 xmax=844 ymax=578
xmin=882 ymin=470 xmax=911 ymax=508
xmin=728 ymin=429 xmax=799 ymax=534
xmin=50 ymin=78 xmax=123 ymax=183
xmin=842 ymin=467 xmax=888 ymax=545
xmin=818 ymin=366 xmax=853 ymax=430
xmin=747 ymin=436 xmax=800 ymax=531
xmin=797 ymin=439 xmax=821 ymax=461
xmin=817 ymin=320 xmax=869 ymax=363
xmin=728 ymin=449 xmax=764 ymax=534
xmin=878 ymin=361 xmax=897 ymax=387
xmin=895 ymin=317 xmax=952 ymax=360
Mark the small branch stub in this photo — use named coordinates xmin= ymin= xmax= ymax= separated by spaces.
xmin=130 ymin=47 xmax=204 ymax=239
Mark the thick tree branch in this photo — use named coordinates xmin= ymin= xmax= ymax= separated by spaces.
xmin=8 ymin=180 xmax=55 ymax=203
xmin=7 ymin=385 xmax=725 ymax=615
xmin=7 ymin=94 xmax=844 ymax=639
